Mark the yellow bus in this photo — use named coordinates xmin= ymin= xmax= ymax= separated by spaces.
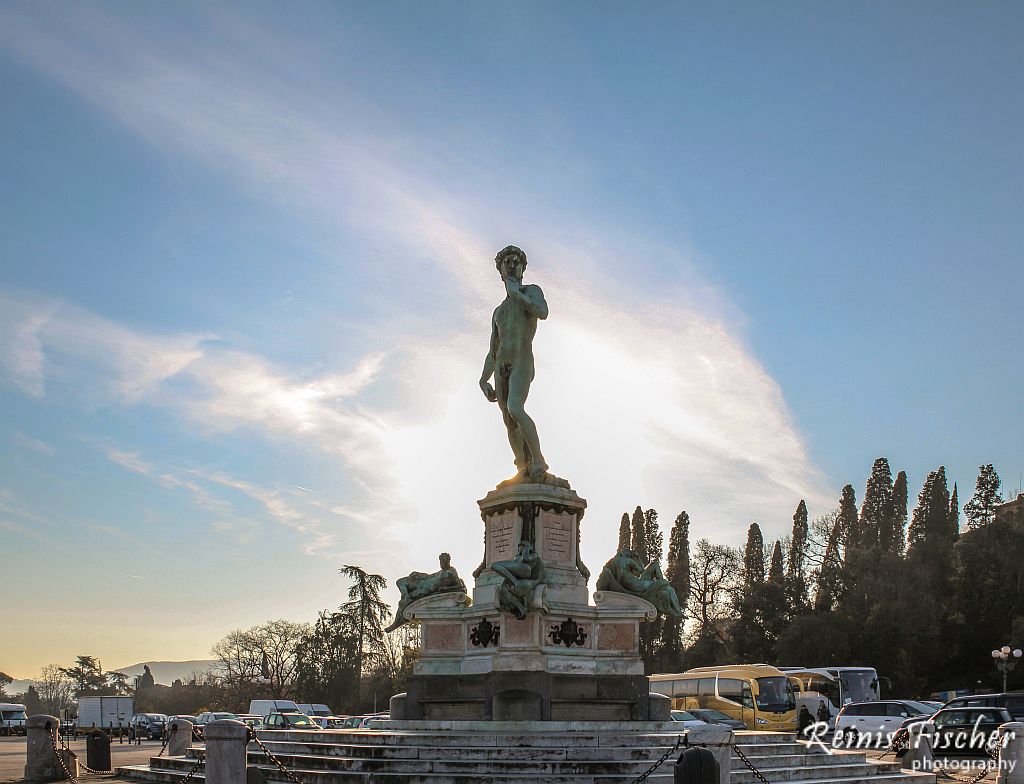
xmin=650 ymin=664 xmax=798 ymax=731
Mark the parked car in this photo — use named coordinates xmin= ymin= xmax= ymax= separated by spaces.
xmin=195 ymin=712 xmax=239 ymax=725
xmin=670 ymin=710 xmax=708 ymax=729
xmin=891 ymin=707 xmax=1013 ymax=757
xmin=248 ymin=700 xmax=299 ymax=718
xmin=310 ymin=716 xmax=347 ymax=729
xmin=296 ymin=703 xmax=333 ymax=717
xmin=686 ymin=709 xmax=746 ymax=730
xmin=128 ymin=713 xmax=167 ymax=740
xmin=357 ymin=714 xmax=389 ymax=727
xmin=237 ymin=714 xmax=264 ymax=731
xmin=835 ymin=700 xmax=933 ymax=744
xmin=263 ymin=712 xmax=319 ymax=730
xmin=941 ymin=692 xmax=1024 ymax=721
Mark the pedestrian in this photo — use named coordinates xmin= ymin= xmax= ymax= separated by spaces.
xmin=816 ymin=700 xmax=831 ymax=727
xmin=798 ymin=705 xmax=815 ymax=737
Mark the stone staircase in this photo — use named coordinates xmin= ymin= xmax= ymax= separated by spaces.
xmin=117 ymin=723 xmax=936 ymax=784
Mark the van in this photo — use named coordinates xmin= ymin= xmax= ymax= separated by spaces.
xmin=247 ymin=700 xmax=299 ymax=719
xmin=296 ymin=703 xmax=333 ymax=717
xmin=0 ymin=704 xmax=27 ymax=736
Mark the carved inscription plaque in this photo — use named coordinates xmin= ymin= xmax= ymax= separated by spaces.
xmin=487 ymin=510 xmax=520 ymax=564
xmin=539 ymin=510 xmax=573 ymax=563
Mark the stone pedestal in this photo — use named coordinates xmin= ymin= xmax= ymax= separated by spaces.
xmin=204 ymin=720 xmax=248 ymax=784
xmin=167 ymin=719 xmax=193 ymax=756
xmin=399 ymin=480 xmax=663 ymax=721
xmin=25 ymin=715 xmax=62 ymax=782
xmin=997 ymin=722 xmax=1024 ymax=784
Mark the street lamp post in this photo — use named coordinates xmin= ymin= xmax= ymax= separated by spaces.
xmin=991 ymin=645 xmax=1023 ymax=692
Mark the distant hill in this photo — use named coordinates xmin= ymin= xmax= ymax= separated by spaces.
xmin=110 ymin=660 xmax=219 ymax=686
xmin=4 ymin=660 xmax=219 ymax=696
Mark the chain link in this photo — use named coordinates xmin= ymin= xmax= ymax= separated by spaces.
xmin=733 ymin=743 xmax=772 ymax=784
xmin=249 ymin=729 xmax=306 ymax=784
xmin=177 ymin=755 xmax=205 ymax=784
xmin=631 ymin=736 xmax=683 ymax=784
xmin=47 ymin=722 xmax=82 ymax=784
xmin=931 ymin=761 xmax=994 ymax=784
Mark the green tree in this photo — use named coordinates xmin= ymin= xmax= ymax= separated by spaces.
xmin=0 ymin=672 xmax=11 ymax=699
xmin=837 ymin=484 xmax=859 ymax=565
xmin=786 ymin=500 xmax=809 ymax=609
xmin=949 ymin=483 xmax=959 ymax=537
xmin=630 ymin=506 xmax=648 ymax=564
xmin=891 ymin=470 xmax=909 ymax=555
xmin=743 ymin=523 xmax=765 ymax=586
xmin=908 ymin=466 xmax=953 ymax=558
xmin=768 ymin=541 xmax=784 ymax=583
xmin=964 ymin=464 xmax=1004 ymax=530
xmin=338 ymin=565 xmax=391 ymax=706
xmin=617 ymin=513 xmax=631 ymax=551
xmin=859 ymin=458 xmax=893 ymax=550
xmin=59 ymin=656 xmax=109 ymax=697
xmin=107 ymin=671 xmax=130 ymax=695
xmin=293 ymin=610 xmax=359 ymax=711
xmin=644 ymin=508 xmax=663 ymax=564
xmin=659 ymin=511 xmax=691 ymax=670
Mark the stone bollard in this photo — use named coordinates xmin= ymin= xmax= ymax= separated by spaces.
xmin=389 ymin=693 xmax=408 ymax=721
xmin=901 ymin=721 xmax=934 ymax=774
xmin=25 ymin=715 xmax=63 ymax=782
xmin=204 ymin=719 xmax=249 ymax=784
xmin=997 ymin=722 xmax=1024 ymax=784
xmin=168 ymin=719 xmax=194 ymax=756
xmin=687 ymin=724 xmax=734 ymax=784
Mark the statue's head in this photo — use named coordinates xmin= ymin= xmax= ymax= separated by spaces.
xmin=439 ymin=552 xmax=451 ymax=568
xmin=495 ymin=245 xmax=527 ymax=282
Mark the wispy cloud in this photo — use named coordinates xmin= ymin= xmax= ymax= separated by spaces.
xmin=0 ymin=5 xmax=834 ymax=575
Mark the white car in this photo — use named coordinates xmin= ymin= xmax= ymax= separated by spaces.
xmin=670 ymin=710 xmax=709 ymax=729
xmin=835 ymin=700 xmax=933 ymax=744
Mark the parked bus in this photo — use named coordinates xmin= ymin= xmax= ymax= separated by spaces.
xmin=650 ymin=664 xmax=798 ymax=731
xmin=781 ymin=667 xmax=880 ymax=728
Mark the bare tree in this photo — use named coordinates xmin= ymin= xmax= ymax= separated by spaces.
xmin=36 ymin=665 xmax=75 ymax=716
xmin=212 ymin=619 xmax=310 ymax=699
xmin=687 ymin=539 xmax=741 ymax=643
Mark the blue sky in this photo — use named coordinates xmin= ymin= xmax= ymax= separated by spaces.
xmin=1 ymin=1 xmax=1021 ymax=678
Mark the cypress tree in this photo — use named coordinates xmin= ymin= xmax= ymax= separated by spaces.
xmin=631 ymin=506 xmax=648 ymax=564
xmin=786 ymin=501 xmax=809 ymax=607
xmin=949 ymin=483 xmax=959 ymax=539
xmin=964 ymin=464 xmax=1004 ymax=529
xmin=645 ymin=508 xmax=664 ymax=564
xmin=617 ymin=513 xmax=631 ymax=551
xmin=768 ymin=541 xmax=785 ymax=583
xmin=743 ymin=523 xmax=765 ymax=585
xmin=838 ymin=484 xmax=859 ymax=565
xmin=661 ymin=511 xmax=691 ymax=670
xmin=860 ymin=458 xmax=893 ymax=550
xmin=909 ymin=467 xmax=951 ymax=556
xmin=892 ymin=471 xmax=909 ymax=555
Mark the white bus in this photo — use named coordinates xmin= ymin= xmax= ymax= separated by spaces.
xmin=781 ymin=667 xmax=880 ymax=727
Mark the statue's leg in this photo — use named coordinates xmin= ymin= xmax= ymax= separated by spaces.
xmin=497 ymin=370 xmax=529 ymax=472
xmin=506 ymin=367 xmax=547 ymax=478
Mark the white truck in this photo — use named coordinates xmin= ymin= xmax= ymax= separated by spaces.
xmin=75 ymin=696 xmax=133 ymax=730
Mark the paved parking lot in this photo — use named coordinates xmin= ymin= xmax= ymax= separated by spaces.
xmin=0 ymin=736 xmax=159 ymax=784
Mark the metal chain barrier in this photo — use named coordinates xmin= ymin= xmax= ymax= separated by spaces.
xmin=177 ymin=755 xmax=205 ymax=784
xmin=931 ymin=761 xmax=994 ymax=784
xmin=46 ymin=722 xmax=82 ymax=784
xmin=733 ymin=743 xmax=773 ymax=784
xmin=631 ymin=736 xmax=684 ymax=784
xmin=249 ymin=728 xmax=306 ymax=784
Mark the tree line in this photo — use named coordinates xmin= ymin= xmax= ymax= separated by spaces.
xmin=3 ymin=565 xmax=417 ymax=717
xmin=628 ymin=461 xmax=1020 ymax=697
